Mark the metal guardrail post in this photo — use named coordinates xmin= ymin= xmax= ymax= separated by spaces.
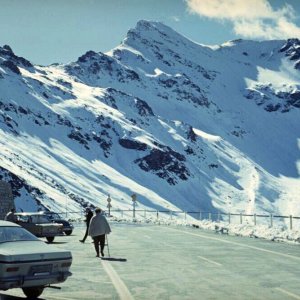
xmin=185 ymin=211 xmax=187 ymax=221
xmin=64 ymin=209 xmax=299 ymax=231
xmin=270 ymin=214 xmax=273 ymax=227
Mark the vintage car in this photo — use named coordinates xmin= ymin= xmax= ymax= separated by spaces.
xmin=14 ymin=212 xmax=63 ymax=243
xmin=42 ymin=211 xmax=74 ymax=236
xmin=0 ymin=220 xmax=72 ymax=298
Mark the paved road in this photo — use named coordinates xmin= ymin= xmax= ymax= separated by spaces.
xmin=1 ymin=222 xmax=300 ymax=300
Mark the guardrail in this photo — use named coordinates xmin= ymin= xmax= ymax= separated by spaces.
xmin=63 ymin=209 xmax=300 ymax=230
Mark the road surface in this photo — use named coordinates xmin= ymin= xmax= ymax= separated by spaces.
xmin=1 ymin=221 xmax=300 ymax=299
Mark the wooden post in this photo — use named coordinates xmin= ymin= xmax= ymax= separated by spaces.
xmin=228 ymin=213 xmax=231 ymax=224
xmin=240 ymin=213 xmax=242 ymax=224
xmin=254 ymin=214 xmax=256 ymax=226
xmin=290 ymin=215 xmax=293 ymax=230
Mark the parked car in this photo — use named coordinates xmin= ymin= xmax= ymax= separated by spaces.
xmin=42 ymin=211 xmax=74 ymax=236
xmin=14 ymin=212 xmax=63 ymax=243
xmin=0 ymin=220 xmax=72 ymax=298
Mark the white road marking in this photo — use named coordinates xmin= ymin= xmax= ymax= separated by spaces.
xmin=101 ymin=260 xmax=134 ymax=300
xmin=166 ymin=227 xmax=300 ymax=261
xmin=275 ymin=288 xmax=300 ymax=299
xmin=198 ymin=256 xmax=222 ymax=266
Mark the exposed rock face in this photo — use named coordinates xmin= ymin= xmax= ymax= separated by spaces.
xmin=245 ymin=85 xmax=300 ymax=113
xmin=134 ymin=148 xmax=190 ymax=185
xmin=0 ymin=166 xmax=45 ymax=211
xmin=279 ymin=39 xmax=300 ymax=69
xmin=119 ymin=139 xmax=148 ymax=151
xmin=0 ymin=45 xmax=33 ymax=68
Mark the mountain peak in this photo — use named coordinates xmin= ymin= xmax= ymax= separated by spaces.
xmin=124 ymin=19 xmax=191 ymax=49
xmin=134 ymin=20 xmax=171 ymax=32
xmin=0 ymin=44 xmax=33 ymax=70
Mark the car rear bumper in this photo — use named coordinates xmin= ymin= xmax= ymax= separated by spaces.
xmin=0 ymin=271 xmax=72 ymax=290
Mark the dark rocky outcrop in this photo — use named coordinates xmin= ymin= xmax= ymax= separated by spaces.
xmin=1 ymin=60 xmax=21 ymax=74
xmin=0 ymin=45 xmax=33 ymax=68
xmin=119 ymin=138 xmax=148 ymax=151
xmin=134 ymin=148 xmax=190 ymax=185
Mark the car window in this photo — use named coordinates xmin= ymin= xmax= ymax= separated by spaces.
xmin=30 ymin=215 xmax=49 ymax=223
xmin=0 ymin=226 xmax=39 ymax=243
xmin=16 ymin=215 xmax=30 ymax=223
xmin=46 ymin=213 xmax=61 ymax=220
xmin=53 ymin=213 xmax=62 ymax=219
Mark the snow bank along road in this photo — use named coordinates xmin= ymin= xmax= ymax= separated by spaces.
xmin=1 ymin=222 xmax=300 ymax=300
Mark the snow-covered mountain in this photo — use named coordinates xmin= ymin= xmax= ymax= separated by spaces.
xmin=0 ymin=20 xmax=299 ymax=218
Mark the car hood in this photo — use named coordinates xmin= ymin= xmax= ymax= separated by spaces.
xmin=0 ymin=241 xmax=72 ymax=262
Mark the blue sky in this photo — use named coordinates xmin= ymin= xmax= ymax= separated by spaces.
xmin=1 ymin=0 xmax=300 ymax=65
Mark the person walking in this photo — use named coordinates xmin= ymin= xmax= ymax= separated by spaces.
xmin=88 ymin=207 xmax=111 ymax=257
xmin=79 ymin=207 xmax=93 ymax=243
xmin=5 ymin=208 xmax=16 ymax=222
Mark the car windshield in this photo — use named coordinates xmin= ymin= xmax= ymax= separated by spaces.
xmin=0 ymin=226 xmax=39 ymax=243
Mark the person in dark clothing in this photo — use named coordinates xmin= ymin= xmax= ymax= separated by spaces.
xmin=79 ymin=207 xmax=93 ymax=243
xmin=5 ymin=208 xmax=16 ymax=223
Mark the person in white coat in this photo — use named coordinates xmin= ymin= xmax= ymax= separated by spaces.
xmin=88 ymin=207 xmax=111 ymax=257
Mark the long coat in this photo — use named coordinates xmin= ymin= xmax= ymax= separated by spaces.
xmin=88 ymin=213 xmax=111 ymax=237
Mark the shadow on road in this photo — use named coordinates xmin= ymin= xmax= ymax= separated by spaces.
xmin=0 ymin=292 xmax=49 ymax=300
xmin=101 ymin=257 xmax=127 ymax=262
xmin=46 ymin=241 xmax=68 ymax=245
xmin=0 ymin=293 xmax=25 ymax=299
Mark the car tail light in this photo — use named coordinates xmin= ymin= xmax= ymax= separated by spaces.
xmin=6 ymin=267 xmax=19 ymax=272
xmin=61 ymin=262 xmax=72 ymax=268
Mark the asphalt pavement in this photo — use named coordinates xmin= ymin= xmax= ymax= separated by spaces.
xmin=1 ymin=221 xmax=300 ymax=300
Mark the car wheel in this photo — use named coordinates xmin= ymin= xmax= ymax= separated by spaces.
xmin=46 ymin=236 xmax=55 ymax=243
xmin=64 ymin=230 xmax=72 ymax=236
xmin=22 ymin=286 xmax=44 ymax=298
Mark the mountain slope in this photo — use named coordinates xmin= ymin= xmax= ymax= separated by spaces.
xmin=0 ymin=20 xmax=299 ymax=218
